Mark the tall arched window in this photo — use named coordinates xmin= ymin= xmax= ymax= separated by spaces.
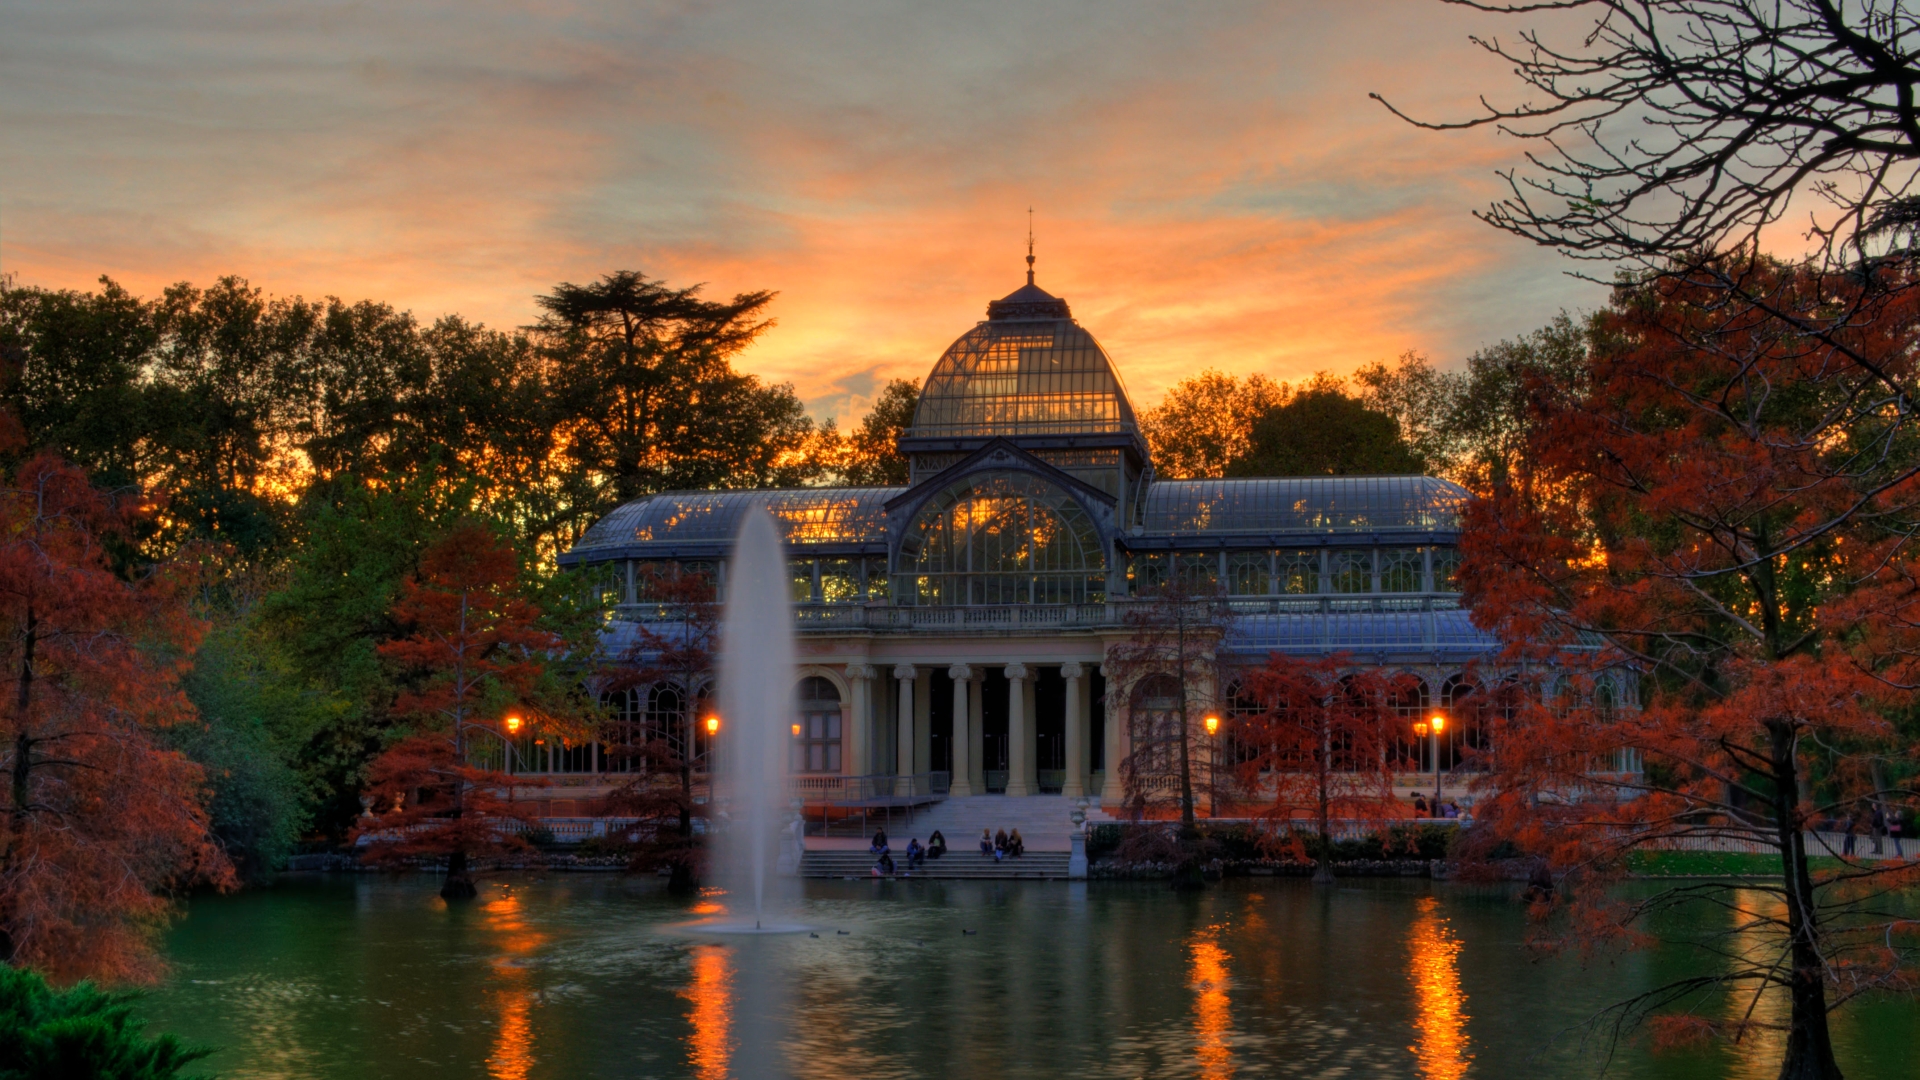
xmin=895 ymin=471 xmax=1106 ymax=605
xmin=793 ymin=676 xmax=843 ymax=774
xmin=1128 ymin=674 xmax=1184 ymax=787
xmin=1388 ymin=675 xmax=1430 ymax=772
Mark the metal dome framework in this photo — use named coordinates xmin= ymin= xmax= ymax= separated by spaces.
xmin=908 ymin=320 xmax=1140 ymax=441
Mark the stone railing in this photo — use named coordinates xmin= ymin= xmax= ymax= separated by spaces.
xmin=615 ymin=595 xmax=1464 ymax=634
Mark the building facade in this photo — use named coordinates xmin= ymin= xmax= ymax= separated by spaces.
xmin=552 ymin=274 xmax=1503 ymax=807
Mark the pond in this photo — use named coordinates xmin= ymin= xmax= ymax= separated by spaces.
xmin=138 ymin=874 xmax=1913 ymax=1079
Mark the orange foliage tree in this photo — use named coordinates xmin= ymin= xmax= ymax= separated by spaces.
xmin=1460 ymin=260 xmax=1920 ymax=1079
xmin=353 ymin=522 xmax=563 ymax=899
xmin=1230 ymin=653 xmax=1412 ymax=884
xmin=0 ymin=455 xmax=231 ymax=982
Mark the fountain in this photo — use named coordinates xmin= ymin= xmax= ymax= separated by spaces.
xmin=697 ymin=508 xmax=806 ymax=934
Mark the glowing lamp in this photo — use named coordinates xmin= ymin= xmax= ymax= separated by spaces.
xmin=792 ymin=723 xmax=803 ymax=737
xmin=1413 ymin=721 xmax=1429 ymax=739
xmin=504 ymin=713 xmax=522 ymax=735
xmin=1203 ymin=713 xmax=1220 ymax=736
xmin=1429 ymin=713 xmax=1447 ymax=735
xmin=705 ymin=715 xmax=720 ymax=736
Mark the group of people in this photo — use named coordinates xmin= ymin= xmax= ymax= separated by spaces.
xmin=863 ymin=824 xmax=1032 ymax=873
xmin=1411 ymin=794 xmax=1464 ymax=819
xmin=980 ymin=828 xmax=1024 ymax=860
xmin=1836 ymin=804 xmax=1907 ymax=857
xmin=869 ymin=828 xmax=949 ymax=876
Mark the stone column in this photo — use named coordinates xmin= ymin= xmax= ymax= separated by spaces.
xmin=893 ymin=665 xmax=917 ymax=778
xmin=1062 ymin=662 xmax=1087 ymax=798
xmin=1100 ymin=664 xmax=1126 ymax=802
xmin=845 ymin=664 xmax=875 ymax=777
xmin=1005 ymin=663 xmax=1033 ymax=796
xmin=968 ymin=668 xmax=986 ymax=795
xmin=914 ymin=669 xmax=932 ymax=774
xmin=948 ymin=664 xmax=974 ymax=795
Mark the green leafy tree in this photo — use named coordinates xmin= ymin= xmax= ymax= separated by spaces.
xmin=535 ymin=271 xmax=820 ymax=527
xmin=1227 ymin=388 xmax=1425 ymax=477
xmin=840 ymin=378 xmax=918 ymax=485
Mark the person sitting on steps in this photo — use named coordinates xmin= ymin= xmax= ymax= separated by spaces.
xmin=927 ymin=830 xmax=947 ymax=859
xmin=906 ymin=837 xmax=924 ymax=869
xmin=870 ymin=828 xmax=890 ymax=856
xmin=1007 ymin=829 xmax=1025 ymax=857
xmin=979 ymin=829 xmax=994 ymax=856
xmin=993 ymin=828 xmax=1009 ymax=862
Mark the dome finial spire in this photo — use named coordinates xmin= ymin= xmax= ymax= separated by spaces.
xmin=1026 ymin=207 xmax=1035 ymax=286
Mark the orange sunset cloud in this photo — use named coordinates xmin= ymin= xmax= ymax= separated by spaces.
xmin=0 ymin=1 xmax=1602 ymax=423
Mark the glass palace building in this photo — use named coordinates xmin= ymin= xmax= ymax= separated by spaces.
xmin=556 ymin=274 xmax=1500 ymax=804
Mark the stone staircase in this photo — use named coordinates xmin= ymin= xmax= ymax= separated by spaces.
xmin=800 ymin=848 xmax=1072 ymax=880
xmin=870 ymin=794 xmax=1092 ymax=853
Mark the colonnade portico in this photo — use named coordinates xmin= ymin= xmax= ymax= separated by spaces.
xmin=822 ymin=648 xmax=1114 ymax=800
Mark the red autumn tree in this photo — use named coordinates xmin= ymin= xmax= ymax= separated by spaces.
xmin=0 ymin=454 xmax=232 ymax=982
xmin=1459 ymin=259 xmax=1920 ymax=1079
xmin=599 ymin=565 xmax=718 ymax=894
xmin=1231 ymin=653 xmax=1412 ymax=884
xmin=353 ymin=522 xmax=561 ymax=899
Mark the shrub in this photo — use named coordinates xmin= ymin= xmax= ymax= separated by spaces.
xmin=0 ymin=964 xmax=212 ymax=1080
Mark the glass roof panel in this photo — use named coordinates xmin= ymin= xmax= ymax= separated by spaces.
xmin=1224 ymin=609 xmax=1500 ymax=655
xmin=1142 ymin=476 xmax=1467 ymax=534
xmin=909 ymin=319 xmax=1140 ymax=439
xmin=571 ymin=488 xmax=902 ymax=553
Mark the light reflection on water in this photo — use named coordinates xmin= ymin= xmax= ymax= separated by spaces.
xmin=682 ymin=945 xmax=732 ymax=1080
xmin=1405 ymin=894 xmax=1470 ymax=1080
xmin=139 ymin=876 xmax=1915 ymax=1080
xmin=483 ymin=890 xmax=540 ymax=1080
xmin=1189 ymin=937 xmax=1234 ymax=1080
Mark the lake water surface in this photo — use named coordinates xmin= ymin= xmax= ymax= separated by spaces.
xmin=139 ymin=874 xmax=1914 ymax=1079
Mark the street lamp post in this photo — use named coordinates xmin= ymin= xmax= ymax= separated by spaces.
xmin=1203 ymin=712 xmax=1221 ymax=818
xmin=1427 ymin=712 xmax=1447 ymax=805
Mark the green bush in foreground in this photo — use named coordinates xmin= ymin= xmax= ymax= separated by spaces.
xmin=0 ymin=965 xmax=211 ymax=1080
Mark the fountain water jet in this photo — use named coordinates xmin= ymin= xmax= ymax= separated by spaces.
xmin=695 ymin=508 xmax=806 ymax=935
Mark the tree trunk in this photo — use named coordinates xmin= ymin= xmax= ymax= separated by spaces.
xmin=1313 ymin=762 xmax=1335 ymax=885
xmin=670 ymin=705 xmax=699 ymax=895
xmin=441 ymin=848 xmax=477 ymax=900
xmin=1175 ymin=611 xmax=1196 ymax=830
xmin=1770 ymin=722 xmax=1842 ymax=1080
xmin=0 ymin=604 xmax=37 ymax=959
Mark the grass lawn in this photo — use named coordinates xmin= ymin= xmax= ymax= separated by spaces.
xmin=1628 ymin=850 xmax=1854 ymax=877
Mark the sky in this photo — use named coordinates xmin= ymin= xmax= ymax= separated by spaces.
xmin=0 ymin=1 xmax=1605 ymax=424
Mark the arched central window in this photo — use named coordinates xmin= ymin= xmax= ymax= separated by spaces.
xmin=895 ymin=471 xmax=1106 ymax=605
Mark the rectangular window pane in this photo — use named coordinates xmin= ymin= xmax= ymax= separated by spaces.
xmin=1174 ymin=552 xmax=1219 ymax=593
xmin=789 ymin=559 xmax=816 ymax=603
xmin=862 ymin=556 xmax=889 ymax=599
xmin=1431 ymin=547 xmax=1462 ymax=592
xmin=1380 ymin=547 xmax=1422 ymax=593
xmin=1129 ymin=552 xmax=1168 ymax=592
xmin=1331 ymin=550 xmax=1372 ymax=594
xmin=1276 ymin=550 xmax=1320 ymax=594
xmin=820 ymin=557 xmax=859 ymax=604
xmin=1227 ymin=552 xmax=1271 ymax=595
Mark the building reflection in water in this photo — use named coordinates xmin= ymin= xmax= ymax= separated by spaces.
xmin=484 ymin=890 xmax=542 ymax=1080
xmin=684 ymin=944 xmax=734 ymax=1080
xmin=1725 ymin=888 xmax=1788 ymax=1067
xmin=1190 ymin=936 xmax=1235 ymax=1079
xmin=1406 ymin=894 xmax=1471 ymax=1080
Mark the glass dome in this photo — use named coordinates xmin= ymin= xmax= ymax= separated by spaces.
xmin=908 ymin=280 xmax=1140 ymax=441
xmin=895 ymin=470 xmax=1106 ymax=605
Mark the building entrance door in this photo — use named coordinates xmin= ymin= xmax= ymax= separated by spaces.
xmin=981 ymin=668 xmax=1009 ymax=792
